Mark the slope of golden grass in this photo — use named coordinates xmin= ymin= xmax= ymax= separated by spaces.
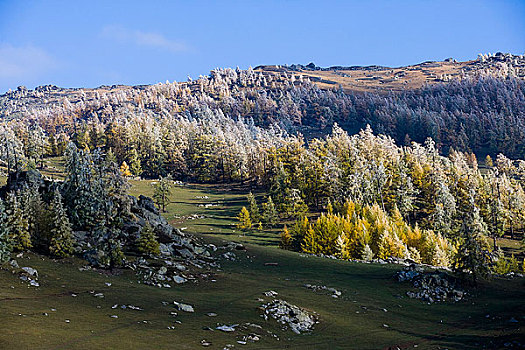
xmin=256 ymin=60 xmax=472 ymax=93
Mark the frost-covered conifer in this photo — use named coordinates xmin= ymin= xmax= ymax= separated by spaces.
xmin=48 ymin=190 xmax=74 ymax=258
xmin=0 ymin=199 xmax=12 ymax=263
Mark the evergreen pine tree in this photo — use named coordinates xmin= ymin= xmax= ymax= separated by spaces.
xmin=48 ymin=190 xmax=75 ymax=258
xmin=0 ymin=199 xmax=12 ymax=263
xmin=63 ymin=142 xmax=104 ymax=230
xmin=105 ymin=148 xmax=117 ymax=165
xmin=247 ymin=192 xmax=260 ymax=223
xmin=136 ymin=223 xmax=160 ymax=256
xmin=107 ymin=238 xmax=125 ymax=268
xmin=127 ymin=148 xmax=142 ymax=176
xmin=94 ymin=227 xmax=125 ymax=268
xmin=454 ymin=203 xmax=490 ymax=283
xmin=262 ymin=196 xmax=278 ymax=227
xmin=24 ymin=185 xmax=48 ymax=250
xmin=5 ymin=192 xmax=31 ymax=251
xmin=152 ymin=175 xmax=172 ymax=212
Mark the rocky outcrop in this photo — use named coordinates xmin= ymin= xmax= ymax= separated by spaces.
xmin=261 ymin=299 xmax=318 ymax=334
xmin=0 ymin=170 xmax=58 ymax=198
xmin=395 ymin=264 xmax=466 ymax=303
xmin=1 ymin=171 xmax=208 ymax=268
xmin=73 ymin=193 xmax=209 ymax=267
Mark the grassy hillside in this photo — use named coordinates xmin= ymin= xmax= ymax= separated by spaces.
xmin=1 ymin=182 xmax=524 ymax=350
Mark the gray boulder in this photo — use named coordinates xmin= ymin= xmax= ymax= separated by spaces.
xmin=21 ymin=267 xmax=38 ymax=277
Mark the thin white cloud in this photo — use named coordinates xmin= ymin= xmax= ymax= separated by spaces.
xmin=102 ymin=25 xmax=188 ymax=53
xmin=0 ymin=44 xmax=56 ymax=80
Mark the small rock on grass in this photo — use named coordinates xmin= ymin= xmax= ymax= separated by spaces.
xmin=216 ymin=324 xmax=238 ymax=332
xmin=174 ymin=301 xmax=194 ymax=313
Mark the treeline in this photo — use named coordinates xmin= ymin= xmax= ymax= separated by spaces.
xmin=2 ymin=64 xmax=525 ymax=158
xmin=3 ymin=114 xmax=525 ymax=247
xmin=231 ymin=126 xmax=525 ymax=279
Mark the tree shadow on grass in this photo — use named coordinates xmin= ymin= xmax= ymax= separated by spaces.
xmin=393 ymin=326 xmax=523 ymax=350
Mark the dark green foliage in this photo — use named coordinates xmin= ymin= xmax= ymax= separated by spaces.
xmin=24 ymin=185 xmax=49 ymax=250
xmin=63 ymin=144 xmax=130 ymax=231
xmin=93 ymin=227 xmax=125 ymax=268
xmin=454 ymin=206 xmax=491 ymax=283
xmin=4 ymin=192 xmax=31 ymax=251
xmin=48 ymin=190 xmax=74 ymax=258
xmin=0 ymin=199 xmax=12 ymax=263
xmin=63 ymin=143 xmax=104 ymax=230
xmin=136 ymin=223 xmax=160 ymax=256
xmin=152 ymin=175 xmax=172 ymax=212
xmin=247 ymin=192 xmax=260 ymax=223
xmin=262 ymin=196 xmax=278 ymax=227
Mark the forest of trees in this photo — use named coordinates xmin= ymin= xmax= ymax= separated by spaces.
xmin=0 ymin=143 xmax=164 ymax=268
xmin=1 ymin=60 xmax=525 ymax=280
xmin=2 ymin=58 xmax=525 ymax=159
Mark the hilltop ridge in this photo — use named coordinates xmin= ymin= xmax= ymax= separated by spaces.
xmin=255 ymin=52 xmax=525 ymax=93
xmin=1 ymin=53 xmax=525 ymax=158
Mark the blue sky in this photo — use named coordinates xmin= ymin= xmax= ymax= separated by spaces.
xmin=0 ymin=0 xmax=523 ymax=93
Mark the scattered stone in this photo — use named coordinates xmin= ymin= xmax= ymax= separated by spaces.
xmin=29 ymin=280 xmax=40 ymax=287
xmin=174 ymin=263 xmax=187 ymax=271
xmin=65 ymin=319 xmax=70 ymax=323
xmin=263 ymin=290 xmax=278 ymax=297
xmin=110 ymin=315 xmax=118 ymax=318
xmin=206 ymin=313 xmax=217 ymax=317
xmin=21 ymin=267 xmax=38 ymax=277
xmin=395 ymin=264 xmax=424 ymax=282
xmin=105 ymin=282 xmax=112 ymax=287
xmin=304 ymin=284 xmax=341 ymax=298
xmin=395 ymin=265 xmax=465 ymax=303
xmin=94 ymin=293 xmax=104 ymax=298
xmin=246 ymin=334 xmax=260 ymax=342
xmin=173 ymin=275 xmax=187 ymax=284
xmin=217 ymin=324 xmax=238 ymax=332
xmin=174 ymin=301 xmax=194 ymax=313
xmin=9 ymin=259 xmax=19 ymax=268
xmin=221 ymin=252 xmax=236 ymax=261
xmin=201 ymin=340 xmax=212 ymax=347
xmin=19 ymin=267 xmax=39 ymax=287
xmin=261 ymin=299 xmax=318 ymax=334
